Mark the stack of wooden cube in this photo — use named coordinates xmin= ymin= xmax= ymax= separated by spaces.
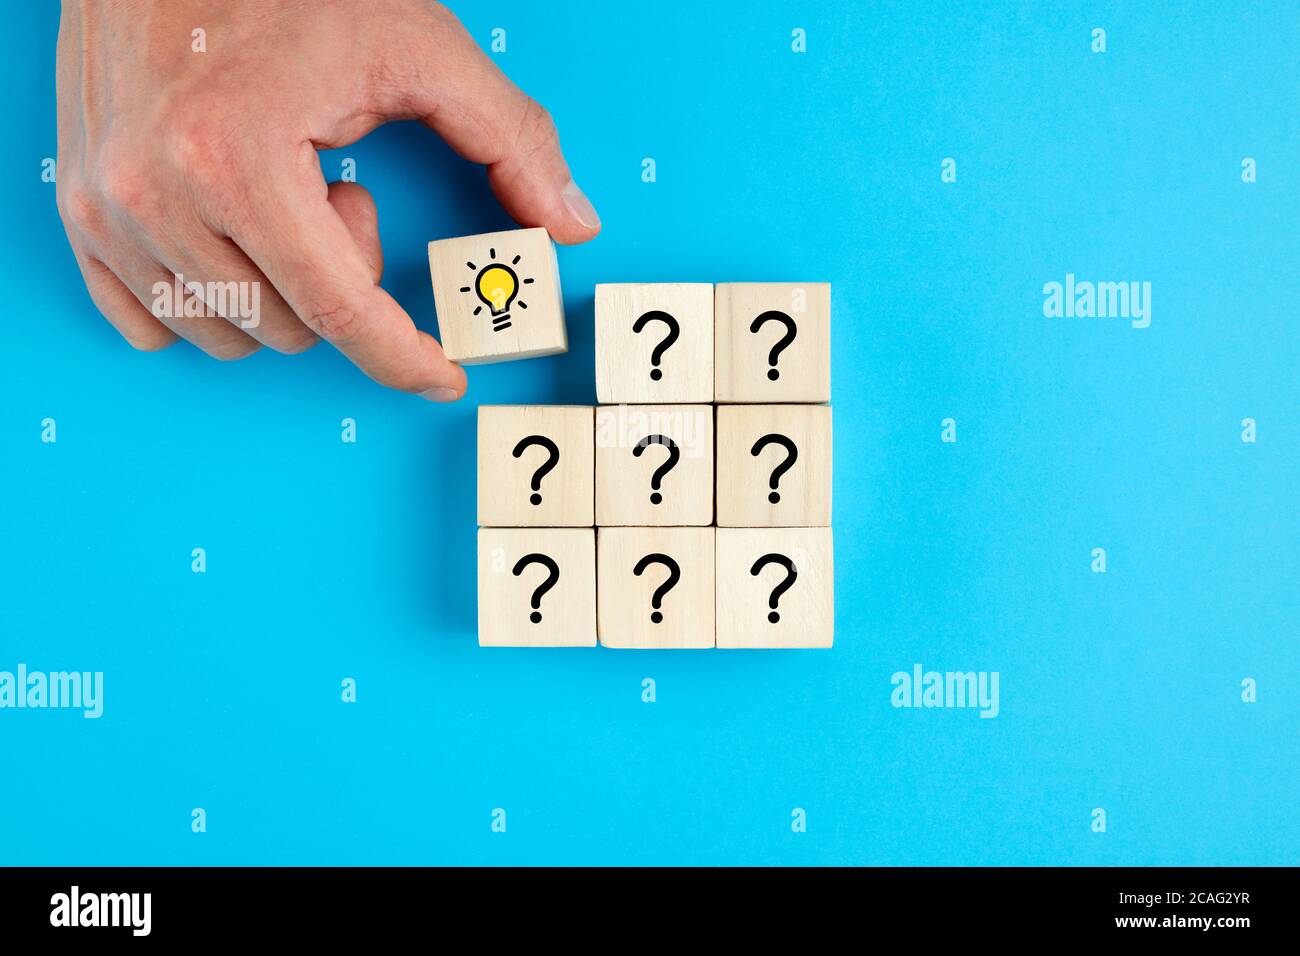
xmin=433 ymin=229 xmax=832 ymax=649
xmin=475 ymin=278 xmax=832 ymax=650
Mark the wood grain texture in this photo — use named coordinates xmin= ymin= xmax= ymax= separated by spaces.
xmin=716 ymin=527 xmax=834 ymax=648
xmin=597 ymin=527 xmax=715 ymax=648
xmin=715 ymin=283 xmax=830 ymax=403
xmin=595 ymin=283 xmax=714 ymax=403
xmin=478 ymin=405 xmax=594 ymax=527
xmin=716 ymin=404 xmax=832 ymax=527
xmin=429 ymin=227 xmax=566 ymax=365
xmin=478 ymin=528 xmax=596 ymax=647
xmin=595 ymin=404 xmax=713 ymax=526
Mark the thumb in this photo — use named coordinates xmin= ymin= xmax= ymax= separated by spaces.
xmin=376 ymin=8 xmax=601 ymax=245
xmin=485 ymin=98 xmax=602 ymax=247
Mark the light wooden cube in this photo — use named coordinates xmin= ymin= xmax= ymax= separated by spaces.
xmin=715 ymin=283 xmax=830 ymax=403
xmin=595 ymin=405 xmax=713 ymax=526
xmin=716 ymin=405 xmax=832 ymax=527
xmin=597 ymin=527 xmax=715 ymax=648
xmin=429 ymin=227 xmax=567 ymax=365
xmin=477 ymin=528 xmax=596 ymax=646
xmin=716 ymin=528 xmax=834 ymax=648
xmin=595 ymin=283 xmax=714 ymax=403
xmin=478 ymin=405 xmax=594 ymax=527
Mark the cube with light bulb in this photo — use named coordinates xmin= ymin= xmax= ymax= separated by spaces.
xmin=428 ymin=227 xmax=568 ymax=365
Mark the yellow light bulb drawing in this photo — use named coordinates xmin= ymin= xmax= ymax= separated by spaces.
xmin=460 ymin=246 xmax=534 ymax=332
xmin=476 ymin=265 xmax=517 ymax=317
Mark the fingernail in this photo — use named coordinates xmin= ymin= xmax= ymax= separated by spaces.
xmin=562 ymin=179 xmax=601 ymax=231
xmin=420 ymin=386 xmax=460 ymax=403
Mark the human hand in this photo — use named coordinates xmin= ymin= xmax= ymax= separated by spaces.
xmin=55 ymin=0 xmax=600 ymax=400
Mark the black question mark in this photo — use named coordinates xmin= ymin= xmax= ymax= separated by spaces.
xmin=632 ymin=434 xmax=680 ymax=505
xmin=633 ymin=553 xmax=680 ymax=624
xmin=512 ymin=553 xmax=559 ymax=624
xmin=750 ymin=553 xmax=798 ymax=624
xmin=750 ymin=310 xmax=798 ymax=381
xmin=750 ymin=433 xmax=798 ymax=504
xmin=632 ymin=310 xmax=681 ymax=381
xmin=511 ymin=435 xmax=560 ymax=506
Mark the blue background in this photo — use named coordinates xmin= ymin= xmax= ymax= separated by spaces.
xmin=2 ymin=2 xmax=1296 ymax=865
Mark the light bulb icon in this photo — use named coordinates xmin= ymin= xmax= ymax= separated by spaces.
xmin=476 ymin=264 xmax=517 ymax=321
xmin=460 ymin=246 xmax=533 ymax=332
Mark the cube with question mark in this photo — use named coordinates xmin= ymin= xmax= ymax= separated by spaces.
xmin=429 ymin=227 xmax=568 ymax=365
xmin=715 ymin=283 xmax=830 ymax=403
xmin=595 ymin=283 xmax=714 ymax=403
xmin=715 ymin=527 xmax=834 ymax=648
xmin=595 ymin=404 xmax=714 ymax=526
xmin=596 ymin=527 xmax=715 ymax=648
xmin=477 ymin=528 xmax=597 ymax=646
xmin=716 ymin=405 xmax=832 ymax=527
xmin=477 ymin=405 xmax=595 ymax=527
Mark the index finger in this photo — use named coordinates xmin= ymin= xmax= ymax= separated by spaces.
xmin=230 ymin=164 xmax=466 ymax=401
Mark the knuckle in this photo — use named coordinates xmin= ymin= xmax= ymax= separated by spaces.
xmin=300 ymin=300 xmax=362 ymax=342
xmin=510 ymin=97 xmax=559 ymax=161
xmin=56 ymin=182 xmax=104 ymax=237
xmin=165 ymin=107 xmax=213 ymax=165
xmin=97 ymin=152 xmax=161 ymax=223
xmin=414 ymin=2 xmax=464 ymax=45
xmin=166 ymin=109 xmax=239 ymax=192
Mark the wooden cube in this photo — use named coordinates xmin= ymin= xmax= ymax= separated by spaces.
xmin=429 ymin=227 xmax=567 ymax=365
xmin=597 ymin=527 xmax=715 ymax=648
xmin=716 ymin=528 xmax=834 ymax=648
xmin=478 ymin=405 xmax=594 ymax=527
xmin=716 ymin=405 xmax=832 ymax=527
xmin=595 ymin=283 xmax=714 ymax=403
xmin=478 ymin=528 xmax=596 ymax=646
xmin=595 ymin=405 xmax=713 ymax=526
xmin=715 ymin=283 xmax=830 ymax=402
